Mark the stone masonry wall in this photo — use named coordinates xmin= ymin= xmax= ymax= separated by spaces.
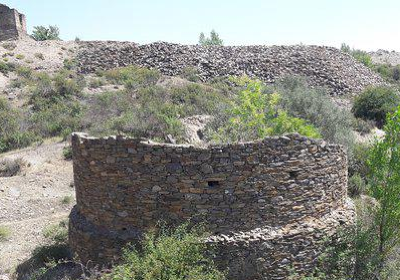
xmin=69 ymin=133 xmax=355 ymax=280
xmin=0 ymin=4 xmax=27 ymax=41
xmin=77 ymin=41 xmax=384 ymax=95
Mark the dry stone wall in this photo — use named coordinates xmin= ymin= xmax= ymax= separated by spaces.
xmin=0 ymin=4 xmax=27 ymax=41
xmin=77 ymin=41 xmax=384 ymax=95
xmin=69 ymin=132 xmax=355 ymax=280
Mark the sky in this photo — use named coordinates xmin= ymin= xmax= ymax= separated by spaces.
xmin=2 ymin=0 xmax=399 ymax=51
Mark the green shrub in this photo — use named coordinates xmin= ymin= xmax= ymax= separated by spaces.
xmin=31 ymin=25 xmax=60 ymax=41
xmin=62 ymin=146 xmax=72 ymax=160
xmin=0 ymin=226 xmax=11 ymax=241
xmin=86 ymin=81 xmax=228 ymax=142
xmin=29 ymin=71 xmax=83 ymax=111
xmin=0 ymin=61 xmax=16 ymax=75
xmin=102 ymin=224 xmax=225 ymax=280
xmin=276 ymin=76 xmax=355 ymax=153
xmin=29 ymin=100 xmax=84 ymax=139
xmin=2 ymin=42 xmax=16 ymax=51
xmin=348 ymin=174 xmax=367 ymax=197
xmin=373 ymin=64 xmax=400 ymax=82
xmin=88 ymin=77 xmax=105 ymax=88
xmin=43 ymin=221 xmax=68 ymax=244
xmin=63 ymin=58 xmax=78 ymax=70
xmin=206 ymin=77 xmax=320 ymax=143
xmin=0 ymin=98 xmax=39 ymax=152
xmin=60 ymin=196 xmax=73 ymax=205
xmin=348 ymin=143 xmax=370 ymax=178
xmin=352 ymin=118 xmax=374 ymax=135
xmin=102 ymin=66 xmax=161 ymax=90
xmin=352 ymin=86 xmax=400 ymax=127
xmin=341 ymin=43 xmax=373 ymax=68
xmin=16 ymin=54 xmax=25 ymax=60
xmin=180 ymin=67 xmax=201 ymax=82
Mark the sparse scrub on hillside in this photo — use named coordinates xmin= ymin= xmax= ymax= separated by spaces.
xmin=275 ymin=76 xmax=356 ymax=152
xmin=205 ymin=77 xmax=321 ymax=143
xmin=86 ymin=82 xmax=228 ymax=142
xmin=341 ymin=43 xmax=373 ymax=68
xmin=99 ymin=65 xmax=161 ymax=90
xmin=2 ymin=42 xmax=17 ymax=51
xmin=101 ymin=223 xmax=225 ymax=280
xmin=180 ymin=67 xmax=201 ymax=82
xmin=0 ymin=97 xmax=39 ymax=152
xmin=352 ymin=86 xmax=400 ymax=127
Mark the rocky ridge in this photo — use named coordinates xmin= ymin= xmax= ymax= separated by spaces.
xmin=77 ymin=41 xmax=384 ymax=95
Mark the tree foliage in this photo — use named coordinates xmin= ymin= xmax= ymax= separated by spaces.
xmin=352 ymin=86 xmax=400 ymax=128
xmin=208 ymin=77 xmax=320 ymax=142
xmin=31 ymin=25 xmax=60 ymax=41
xmin=365 ymin=106 xmax=400 ymax=278
xmin=199 ymin=30 xmax=223 ymax=46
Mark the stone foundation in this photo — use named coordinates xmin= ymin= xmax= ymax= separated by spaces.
xmin=69 ymin=133 xmax=355 ymax=279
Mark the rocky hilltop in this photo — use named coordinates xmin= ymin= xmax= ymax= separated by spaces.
xmin=78 ymin=41 xmax=384 ymax=95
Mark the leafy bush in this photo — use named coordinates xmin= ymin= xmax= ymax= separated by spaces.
xmin=372 ymin=64 xmax=400 ymax=82
xmin=352 ymin=86 xmax=400 ymax=127
xmin=341 ymin=43 xmax=373 ymax=68
xmin=180 ymin=67 xmax=201 ymax=82
xmin=43 ymin=221 xmax=68 ymax=245
xmin=63 ymin=146 xmax=72 ymax=160
xmin=0 ymin=226 xmax=11 ymax=242
xmin=34 ymin=52 xmax=45 ymax=60
xmin=102 ymin=224 xmax=225 ymax=280
xmin=276 ymin=76 xmax=355 ymax=153
xmin=2 ymin=42 xmax=16 ymax=51
xmin=348 ymin=174 xmax=367 ymax=197
xmin=31 ymin=25 xmax=60 ymax=41
xmin=0 ymin=157 xmax=26 ymax=177
xmin=101 ymin=65 xmax=160 ymax=90
xmin=86 ymin=81 xmax=228 ymax=142
xmin=206 ymin=77 xmax=320 ymax=143
xmin=0 ymin=97 xmax=39 ymax=152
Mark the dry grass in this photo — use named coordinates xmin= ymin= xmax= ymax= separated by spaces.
xmin=0 ymin=157 xmax=27 ymax=177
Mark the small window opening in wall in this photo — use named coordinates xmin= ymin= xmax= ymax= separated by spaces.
xmin=19 ymin=14 xmax=23 ymax=25
xmin=208 ymin=181 xmax=220 ymax=187
xmin=121 ymin=227 xmax=127 ymax=231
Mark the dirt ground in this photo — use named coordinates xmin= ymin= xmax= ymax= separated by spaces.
xmin=0 ymin=139 xmax=75 ymax=277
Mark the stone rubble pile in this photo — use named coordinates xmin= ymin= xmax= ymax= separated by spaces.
xmin=77 ymin=41 xmax=384 ymax=95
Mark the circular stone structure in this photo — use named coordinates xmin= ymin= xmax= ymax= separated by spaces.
xmin=69 ymin=133 xmax=355 ymax=280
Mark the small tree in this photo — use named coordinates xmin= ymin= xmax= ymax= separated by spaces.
xmin=31 ymin=25 xmax=60 ymax=41
xmin=198 ymin=30 xmax=223 ymax=46
xmin=366 ymin=106 xmax=400 ymax=278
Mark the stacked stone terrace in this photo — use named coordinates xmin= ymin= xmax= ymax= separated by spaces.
xmin=69 ymin=133 xmax=355 ymax=280
xmin=77 ymin=41 xmax=384 ymax=95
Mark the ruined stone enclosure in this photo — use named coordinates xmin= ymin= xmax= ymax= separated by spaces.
xmin=69 ymin=133 xmax=355 ymax=280
xmin=0 ymin=4 xmax=27 ymax=41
